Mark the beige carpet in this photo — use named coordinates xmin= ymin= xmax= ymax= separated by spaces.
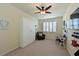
xmin=4 ymin=39 xmax=70 ymax=56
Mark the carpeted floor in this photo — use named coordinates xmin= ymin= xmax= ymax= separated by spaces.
xmin=4 ymin=39 xmax=70 ymax=56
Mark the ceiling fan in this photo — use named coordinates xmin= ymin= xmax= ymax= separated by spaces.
xmin=34 ymin=5 xmax=52 ymax=14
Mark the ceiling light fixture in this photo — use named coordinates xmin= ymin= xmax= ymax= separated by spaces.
xmin=40 ymin=11 xmax=46 ymax=14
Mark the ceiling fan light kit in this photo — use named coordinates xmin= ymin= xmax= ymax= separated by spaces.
xmin=40 ymin=11 xmax=46 ymax=14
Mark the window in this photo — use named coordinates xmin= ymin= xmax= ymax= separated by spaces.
xmin=43 ymin=21 xmax=56 ymax=32
xmin=73 ymin=18 xmax=79 ymax=29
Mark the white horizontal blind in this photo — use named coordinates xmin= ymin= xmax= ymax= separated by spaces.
xmin=53 ymin=22 xmax=56 ymax=32
xmin=43 ymin=21 xmax=56 ymax=32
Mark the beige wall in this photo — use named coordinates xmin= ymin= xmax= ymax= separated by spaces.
xmin=63 ymin=3 xmax=79 ymax=56
xmin=0 ymin=4 xmax=37 ymax=55
xmin=38 ymin=17 xmax=63 ymax=40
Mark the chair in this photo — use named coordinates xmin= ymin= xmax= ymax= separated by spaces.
xmin=56 ymin=35 xmax=66 ymax=46
xmin=35 ymin=32 xmax=45 ymax=40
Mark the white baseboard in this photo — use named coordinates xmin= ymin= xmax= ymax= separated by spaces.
xmin=1 ymin=39 xmax=35 ymax=55
xmin=20 ymin=39 xmax=35 ymax=48
xmin=0 ymin=46 xmax=18 ymax=56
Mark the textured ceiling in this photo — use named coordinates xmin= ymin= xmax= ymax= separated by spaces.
xmin=11 ymin=3 xmax=70 ymax=19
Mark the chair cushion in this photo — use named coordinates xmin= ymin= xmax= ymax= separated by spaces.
xmin=39 ymin=33 xmax=42 ymax=36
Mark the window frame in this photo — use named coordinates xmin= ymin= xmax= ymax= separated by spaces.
xmin=43 ymin=21 xmax=56 ymax=33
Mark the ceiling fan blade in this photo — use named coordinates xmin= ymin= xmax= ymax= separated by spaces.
xmin=36 ymin=6 xmax=41 ymax=11
xmin=45 ymin=5 xmax=52 ymax=10
xmin=34 ymin=12 xmax=40 ymax=14
xmin=46 ymin=11 xmax=52 ymax=14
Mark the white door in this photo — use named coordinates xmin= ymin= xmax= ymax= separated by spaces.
xmin=19 ymin=17 xmax=35 ymax=48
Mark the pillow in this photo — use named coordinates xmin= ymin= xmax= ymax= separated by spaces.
xmin=39 ymin=33 xmax=42 ymax=36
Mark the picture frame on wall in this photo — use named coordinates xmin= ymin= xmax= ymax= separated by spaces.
xmin=0 ymin=17 xmax=9 ymax=30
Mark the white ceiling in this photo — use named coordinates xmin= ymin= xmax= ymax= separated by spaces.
xmin=11 ymin=3 xmax=70 ymax=19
